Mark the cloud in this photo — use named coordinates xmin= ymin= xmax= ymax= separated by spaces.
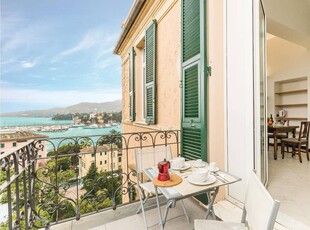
xmin=60 ymin=30 xmax=108 ymax=56
xmin=51 ymin=29 xmax=118 ymax=63
xmin=2 ymin=22 xmax=50 ymax=55
xmin=0 ymin=87 xmax=121 ymax=106
xmin=21 ymin=60 xmax=36 ymax=68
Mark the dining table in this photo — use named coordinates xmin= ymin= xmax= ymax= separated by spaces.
xmin=268 ymin=125 xmax=299 ymax=160
xmin=143 ymin=160 xmax=241 ymax=230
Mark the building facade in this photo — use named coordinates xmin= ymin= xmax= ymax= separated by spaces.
xmin=114 ymin=0 xmax=266 ymax=205
xmin=0 ymin=131 xmax=48 ymax=167
xmin=79 ymin=145 xmax=122 ymax=177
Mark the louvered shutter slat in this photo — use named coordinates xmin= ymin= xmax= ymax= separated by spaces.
xmin=145 ymin=20 xmax=156 ymax=124
xmin=182 ymin=0 xmax=200 ymax=62
xmin=184 ymin=65 xmax=199 ymax=118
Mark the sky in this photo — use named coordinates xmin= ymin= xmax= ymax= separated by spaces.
xmin=0 ymin=0 xmax=133 ymax=113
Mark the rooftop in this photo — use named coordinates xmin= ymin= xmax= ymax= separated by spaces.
xmin=0 ymin=131 xmax=48 ymax=142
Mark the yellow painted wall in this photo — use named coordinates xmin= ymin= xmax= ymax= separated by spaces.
xmin=118 ymin=0 xmax=226 ymax=202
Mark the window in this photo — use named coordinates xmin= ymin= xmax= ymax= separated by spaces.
xmin=129 ymin=47 xmax=136 ymax=121
xmin=104 ymin=151 xmax=107 ymax=155
xmin=145 ymin=20 xmax=157 ymax=124
xmin=142 ymin=46 xmax=146 ymax=120
xmin=12 ymin=142 xmax=17 ymax=147
xmin=38 ymin=155 xmax=42 ymax=158
xmin=91 ymin=153 xmax=95 ymax=157
xmin=100 ymin=161 xmax=102 ymax=165
xmin=100 ymin=152 xmax=102 ymax=156
xmin=104 ymin=160 xmax=107 ymax=164
xmin=118 ymin=157 xmax=122 ymax=163
xmin=0 ymin=143 xmax=4 ymax=148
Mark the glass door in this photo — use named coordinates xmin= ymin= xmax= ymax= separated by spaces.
xmin=259 ymin=0 xmax=267 ymax=184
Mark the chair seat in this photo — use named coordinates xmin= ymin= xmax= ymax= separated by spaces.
xmin=194 ymin=220 xmax=246 ymax=230
xmin=140 ymin=181 xmax=162 ymax=195
xmin=268 ymin=133 xmax=288 ymax=138
xmin=282 ymin=138 xmax=308 ymax=144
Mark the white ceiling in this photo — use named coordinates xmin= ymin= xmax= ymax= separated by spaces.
xmin=262 ymin=0 xmax=310 ymax=47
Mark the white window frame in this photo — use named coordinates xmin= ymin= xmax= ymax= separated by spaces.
xmin=142 ymin=46 xmax=146 ymax=121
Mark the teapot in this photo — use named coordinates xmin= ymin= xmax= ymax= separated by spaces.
xmin=158 ymin=158 xmax=170 ymax=181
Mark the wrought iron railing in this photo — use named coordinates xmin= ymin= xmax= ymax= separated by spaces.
xmin=0 ymin=130 xmax=180 ymax=229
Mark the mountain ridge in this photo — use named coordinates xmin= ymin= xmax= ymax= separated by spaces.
xmin=1 ymin=100 xmax=122 ymax=117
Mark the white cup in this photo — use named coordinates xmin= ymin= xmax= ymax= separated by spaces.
xmin=195 ymin=159 xmax=205 ymax=167
xmin=170 ymin=157 xmax=185 ymax=169
xmin=191 ymin=168 xmax=209 ymax=182
xmin=209 ymin=162 xmax=217 ymax=171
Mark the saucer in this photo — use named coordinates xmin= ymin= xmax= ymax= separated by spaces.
xmin=171 ymin=162 xmax=191 ymax=171
xmin=209 ymin=167 xmax=219 ymax=172
xmin=187 ymin=174 xmax=217 ymax=186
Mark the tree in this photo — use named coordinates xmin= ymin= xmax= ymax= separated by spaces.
xmin=98 ymin=129 xmax=122 ymax=148
xmin=47 ymin=144 xmax=80 ymax=170
xmin=82 ymin=163 xmax=99 ymax=195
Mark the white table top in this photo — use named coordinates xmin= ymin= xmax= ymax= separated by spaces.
xmin=144 ymin=160 xmax=241 ymax=200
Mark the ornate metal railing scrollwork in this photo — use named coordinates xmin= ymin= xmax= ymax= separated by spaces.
xmin=0 ymin=130 xmax=180 ymax=229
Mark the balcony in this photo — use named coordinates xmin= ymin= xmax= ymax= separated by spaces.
xmin=2 ymin=130 xmax=206 ymax=229
xmin=2 ymin=129 xmax=309 ymax=230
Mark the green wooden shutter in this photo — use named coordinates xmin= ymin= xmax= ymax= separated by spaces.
xmin=182 ymin=0 xmax=200 ymax=63
xmin=129 ymin=47 xmax=135 ymax=121
xmin=145 ymin=20 xmax=156 ymax=124
xmin=182 ymin=63 xmax=203 ymax=160
xmin=181 ymin=0 xmax=207 ymax=161
xmin=182 ymin=64 xmax=202 ymax=160
xmin=184 ymin=65 xmax=199 ymax=118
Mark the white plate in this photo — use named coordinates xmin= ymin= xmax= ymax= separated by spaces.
xmin=171 ymin=162 xmax=191 ymax=171
xmin=209 ymin=167 xmax=219 ymax=172
xmin=187 ymin=174 xmax=217 ymax=186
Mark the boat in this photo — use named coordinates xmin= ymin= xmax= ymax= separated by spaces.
xmin=71 ymin=124 xmax=85 ymax=128
xmin=84 ymin=124 xmax=98 ymax=129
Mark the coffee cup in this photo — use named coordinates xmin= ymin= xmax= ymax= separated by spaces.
xmin=209 ymin=162 xmax=217 ymax=171
xmin=170 ymin=157 xmax=185 ymax=169
xmin=191 ymin=168 xmax=209 ymax=182
xmin=195 ymin=159 xmax=205 ymax=168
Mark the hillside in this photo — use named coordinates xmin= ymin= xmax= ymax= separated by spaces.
xmin=1 ymin=100 xmax=122 ymax=117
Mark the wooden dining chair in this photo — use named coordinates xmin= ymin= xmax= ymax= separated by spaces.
xmin=194 ymin=171 xmax=280 ymax=230
xmin=281 ymin=121 xmax=310 ymax=163
xmin=268 ymin=119 xmax=289 ymax=151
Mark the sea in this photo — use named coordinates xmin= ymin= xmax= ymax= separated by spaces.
xmin=0 ymin=116 xmax=121 ymax=151
xmin=0 ymin=116 xmax=73 ymax=127
xmin=0 ymin=117 xmax=122 ymax=223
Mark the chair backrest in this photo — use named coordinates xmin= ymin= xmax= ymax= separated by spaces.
xmin=298 ymin=121 xmax=310 ymax=141
xmin=242 ymin=172 xmax=280 ymax=230
xmin=135 ymin=146 xmax=172 ymax=175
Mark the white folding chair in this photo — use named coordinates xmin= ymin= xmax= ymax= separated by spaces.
xmin=135 ymin=146 xmax=189 ymax=229
xmin=195 ymin=171 xmax=280 ymax=230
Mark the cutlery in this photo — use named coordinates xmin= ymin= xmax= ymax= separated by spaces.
xmin=211 ymin=172 xmax=228 ymax=183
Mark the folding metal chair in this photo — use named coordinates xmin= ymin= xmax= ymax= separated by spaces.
xmin=135 ymin=146 xmax=189 ymax=229
xmin=195 ymin=171 xmax=280 ymax=230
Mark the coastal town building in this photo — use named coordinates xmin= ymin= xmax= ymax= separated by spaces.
xmin=79 ymin=144 xmax=122 ymax=177
xmin=0 ymin=131 xmax=48 ymax=167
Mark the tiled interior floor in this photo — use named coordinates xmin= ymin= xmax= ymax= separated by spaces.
xmin=267 ymin=148 xmax=310 ymax=228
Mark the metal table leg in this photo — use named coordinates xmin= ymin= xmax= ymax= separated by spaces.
xmin=205 ymin=187 xmax=219 ymax=219
xmin=154 ymin=185 xmax=164 ymax=230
